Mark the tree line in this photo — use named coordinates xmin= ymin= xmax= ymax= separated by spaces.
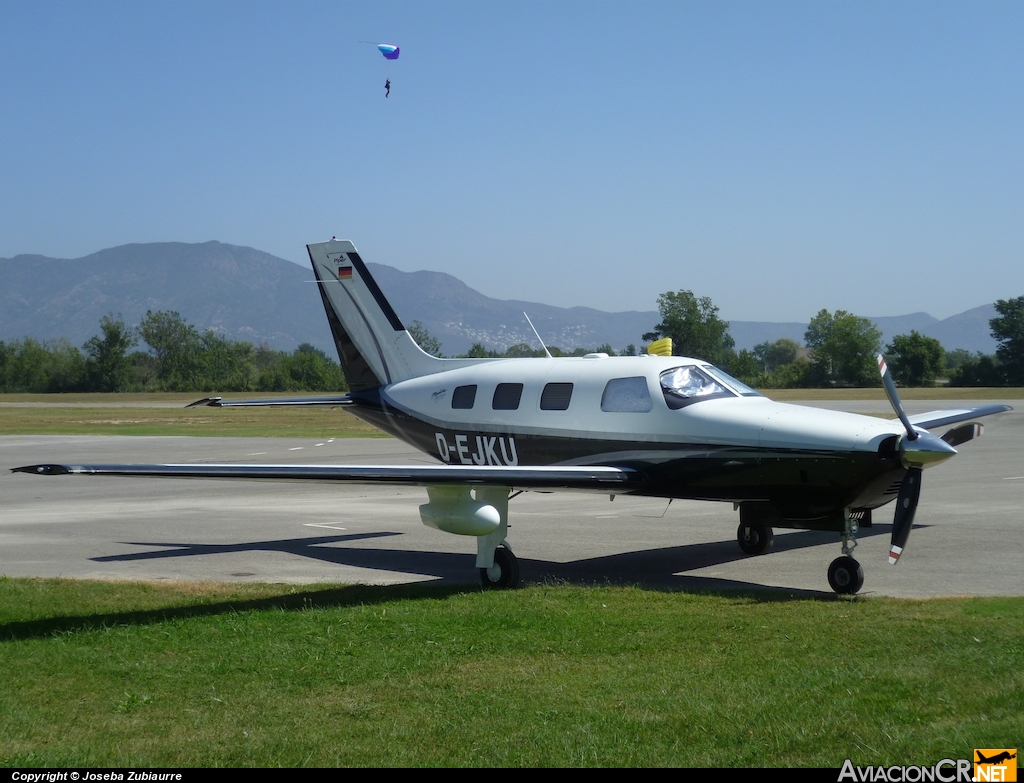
xmin=0 ymin=311 xmax=347 ymax=393
xmin=638 ymin=292 xmax=1024 ymax=388
xmin=3 ymin=296 xmax=1022 ymax=393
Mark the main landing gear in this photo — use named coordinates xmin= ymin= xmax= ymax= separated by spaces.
xmin=737 ymin=522 xmax=774 ymax=555
xmin=480 ymin=544 xmax=519 ymax=589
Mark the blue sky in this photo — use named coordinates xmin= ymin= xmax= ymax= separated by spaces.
xmin=2 ymin=1 xmax=1021 ymax=321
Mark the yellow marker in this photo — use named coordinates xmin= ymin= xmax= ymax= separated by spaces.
xmin=646 ymin=337 xmax=673 ymax=356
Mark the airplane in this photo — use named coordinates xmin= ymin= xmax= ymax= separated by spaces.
xmin=12 ymin=239 xmax=1013 ymax=594
xmin=976 ymin=752 xmax=1016 ymax=765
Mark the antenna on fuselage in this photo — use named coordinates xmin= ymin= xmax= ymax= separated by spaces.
xmin=523 ymin=312 xmax=552 ymax=358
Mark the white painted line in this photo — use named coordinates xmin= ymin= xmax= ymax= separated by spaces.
xmin=1003 ymin=476 xmax=1024 ymax=480
xmin=328 ymin=438 xmax=335 ymax=443
xmin=304 ymin=523 xmax=347 ymax=531
xmin=288 ymin=447 xmax=303 ymax=451
xmin=246 ymin=452 xmax=266 ymax=456
xmin=315 ymin=443 xmax=324 ymax=447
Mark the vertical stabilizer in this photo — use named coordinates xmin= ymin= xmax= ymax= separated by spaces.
xmin=308 ymin=240 xmax=444 ymax=390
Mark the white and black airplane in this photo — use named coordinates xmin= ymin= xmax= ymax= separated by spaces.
xmin=13 ymin=239 xmax=1013 ymax=594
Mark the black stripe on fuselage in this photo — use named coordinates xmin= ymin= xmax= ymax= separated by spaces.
xmin=342 ymin=397 xmax=905 ymax=518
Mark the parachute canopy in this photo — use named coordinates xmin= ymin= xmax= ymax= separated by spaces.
xmin=377 ymin=43 xmax=400 ymax=60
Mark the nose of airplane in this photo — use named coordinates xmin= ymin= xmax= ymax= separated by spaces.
xmin=899 ymin=429 xmax=957 ymax=469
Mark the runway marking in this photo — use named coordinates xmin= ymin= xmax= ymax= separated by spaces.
xmin=288 ymin=447 xmax=303 ymax=451
xmin=304 ymin=523 xmax=347 ymax=531
xmin=1004 ymin=476 xmax=1024 ymax=480
xmin=315 ymin=443 xmax=325 ymax=447
xmin=246 ymin=452 xmax=266 ymax=456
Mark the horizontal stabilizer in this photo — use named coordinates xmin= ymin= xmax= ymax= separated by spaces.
xmin=186 ymin=395 xmax=353 ymax=408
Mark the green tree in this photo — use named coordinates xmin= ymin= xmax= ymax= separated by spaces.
xmin=83 ymin=314 xmax=137 ymax=392
xmin=885 ymin=331 xmax=945 ymax=387
xmin=642 ymin=290 xmax=735 ymax=365
xmin=753 ymin=338 xmax=799 ymax=373
xmin=949 ymin=354 xmax=1003 ymax=387
xmin=505 ymin=343 xmax=542 ymax=358
xmin=804 ymin=310 xmax=882 ymax=387
xmin=0 ymin=338 xmax=87 ymax=392
xmin=138 ymin=310 xmax=202 ymax=390
xmin=408 ymin=321 xmax=442 ymax=357
xmin=991 ymin=296 xmax=1024 ymax=384
xmin=285 ymin=344 xmax=347 ymax=391
xmin=727 ymin=349 xmax=762 ymax=385
xmin=944 ymin=348 xmax=976 ymax=375
xmin=197 ymin=332 xmax=258 ymax=391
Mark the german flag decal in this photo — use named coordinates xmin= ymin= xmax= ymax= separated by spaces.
xmin=337 ymin=265 xmax=353 ymax=280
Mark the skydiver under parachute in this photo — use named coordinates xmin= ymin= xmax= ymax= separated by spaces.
xmin=362 ymin=42 xmax=398 ymax=98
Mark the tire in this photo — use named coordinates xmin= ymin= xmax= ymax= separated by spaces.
xmin=479 ymin=545 xmax=520 ymax=589
xmin=737 ymin=523 xmax=774 ymax=555
xmin=828 ymin=556 xmax=864 ymax=595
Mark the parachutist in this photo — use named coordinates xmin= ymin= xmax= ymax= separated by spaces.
xmin=385 ymin=79 xmax=391 ymax=98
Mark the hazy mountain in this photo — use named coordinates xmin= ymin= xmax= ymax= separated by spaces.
xmin=0 ymin=241 xmax=1001 ymax=357
xmin=0 ymin=242 xmax=329 ymax=352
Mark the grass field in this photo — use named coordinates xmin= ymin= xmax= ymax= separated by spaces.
xmin=1 ymin=388 xmax=1020 ymax=437
xmin=0 ymin=394 xmax=384 ymax=438
xmin=0 ymin=578 xmax=1020 ymax=767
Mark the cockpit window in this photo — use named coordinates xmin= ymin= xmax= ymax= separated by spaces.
xmin=659 ymin=365 xmax=733 ymax=409
xmin=702 ymin=365 xmax=762 ymax=397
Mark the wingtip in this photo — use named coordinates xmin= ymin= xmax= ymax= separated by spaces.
xmin=11 ymin=464 xmax=73 ymax=476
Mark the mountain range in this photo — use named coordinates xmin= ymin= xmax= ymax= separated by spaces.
xmin=0 ymin=241 xmax=1000 ymax=357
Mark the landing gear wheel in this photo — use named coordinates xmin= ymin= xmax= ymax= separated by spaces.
xmin=480 ymin=545 xmax=519 ymax=590
xmin=828 ymin=556 xmax=864 ymax=595
xmin=737 ymin=523 xmax=774 ymax=555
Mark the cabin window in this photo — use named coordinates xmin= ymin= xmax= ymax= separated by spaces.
xmin=451 ymin=385 xmax=477 ymax=409
xmin=492 ymin=383 xmax=524 ymax=410
xmin=660 ymin=366 xmax=733 ymax=410
xmin=601 ymin=377 xmax=653 ymax=412
xmin=540 ymin=383 xmax=573 ymax=411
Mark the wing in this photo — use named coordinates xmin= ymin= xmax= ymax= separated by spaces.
xmin=186 ymin=395 xmax=353 ymax=408
xmin=906 ymin=404 xmax=1012 ymax=430
xmin=12 ymin=462 xmax=646 ymax=492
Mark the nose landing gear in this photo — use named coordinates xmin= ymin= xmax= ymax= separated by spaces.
xmin=829 ymin=508 xmax=864 ymax=595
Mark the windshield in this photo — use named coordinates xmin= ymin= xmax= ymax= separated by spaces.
xmin=659 ymin=366 xmax=733 ymax=409
xmin=702 ymin=365 xmax=762 ymax=397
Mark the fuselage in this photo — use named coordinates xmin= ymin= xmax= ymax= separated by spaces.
xmin=342 ymin=353 xmax=915 ymax=524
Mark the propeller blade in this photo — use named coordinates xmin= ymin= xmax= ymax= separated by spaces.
xmin=889 ymin=467 xmax=922 ymax=564
xmin=877 ymin=354 xmax=918 ymax=441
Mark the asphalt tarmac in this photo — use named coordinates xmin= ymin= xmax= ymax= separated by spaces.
xmin=2 ymin=400 xmax=1020 ymax=597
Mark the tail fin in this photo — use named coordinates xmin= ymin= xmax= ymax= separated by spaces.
xmin=307 ymin=240 xmax=443 ymax=390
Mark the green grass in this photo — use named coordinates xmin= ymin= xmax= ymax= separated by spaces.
xmin=0 ymin=578 xmax=1020 ymax=767
xmin=0 ymin=395 xmax=384 ymax=438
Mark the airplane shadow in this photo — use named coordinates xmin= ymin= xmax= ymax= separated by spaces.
xmin=89 ymin=522 xmax=902 ymax=595
xmin=1 ymin=525 xmax=910 ymax=643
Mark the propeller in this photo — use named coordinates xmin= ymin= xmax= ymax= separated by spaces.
xmin=876 ymin=354 xmax=956 ymax=565
xmin=889 ymin=466 xmax=921 ymax=564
